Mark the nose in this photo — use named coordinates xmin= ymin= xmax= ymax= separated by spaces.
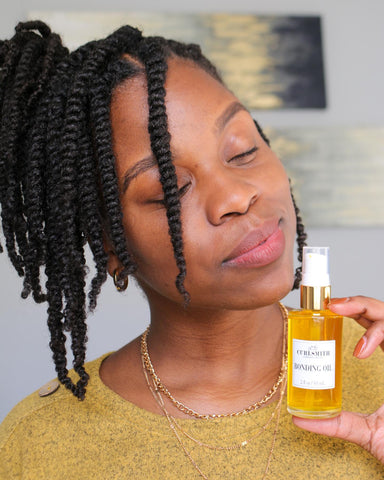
xmin=206 ymin=168 xmax=259 ymax=225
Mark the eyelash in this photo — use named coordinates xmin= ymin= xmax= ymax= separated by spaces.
xmin=152 ymin=182 xmax=191 ymax=206
xmin=229 ymin=146 xmax=258 ymax=163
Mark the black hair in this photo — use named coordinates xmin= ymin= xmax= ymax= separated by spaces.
xmin=0 ymin=21 xmax=306 ymax=399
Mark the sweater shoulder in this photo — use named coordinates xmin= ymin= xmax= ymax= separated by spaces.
xmin=0 ymin=355 xmax=106 ymax=450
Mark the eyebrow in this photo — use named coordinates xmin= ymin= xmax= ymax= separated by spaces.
xmin=215 ymin=101 xmax=249 ymax=133
xmin=122 ymin=154 xmax=157 ymax=193
xmin=122 ymin=101 xmax=248 ymax=193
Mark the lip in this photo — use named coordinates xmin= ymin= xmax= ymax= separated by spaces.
xmin=223 ymin=221 xmax=285 ymax=268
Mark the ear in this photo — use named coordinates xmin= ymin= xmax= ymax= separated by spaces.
xmin=103 ymin=235 xmax=123 ymax=277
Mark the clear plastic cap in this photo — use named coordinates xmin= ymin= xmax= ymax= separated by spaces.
xmin=302 ymin=246 xmax=330 ymax=287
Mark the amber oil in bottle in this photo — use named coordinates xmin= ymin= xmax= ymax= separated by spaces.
xmin=287 ymin=247 xmax=343 ymax=418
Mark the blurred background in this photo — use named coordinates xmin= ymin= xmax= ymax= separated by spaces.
xmin=1 ymin=0 xmax=383 ymax=421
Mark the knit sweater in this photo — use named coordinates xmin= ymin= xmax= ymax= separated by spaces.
xmin=1 ymin=319 xmax=383 ymax=479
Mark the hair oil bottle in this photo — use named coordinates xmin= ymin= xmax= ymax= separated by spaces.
xmin=287 ymin=247 xmax=343 ymax=418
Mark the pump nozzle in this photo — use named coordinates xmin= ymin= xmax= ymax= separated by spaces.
xmin=302 ymin=247 xmax=330 ymax=287
xmin=301 ymin=246 xmax=331 ymax=310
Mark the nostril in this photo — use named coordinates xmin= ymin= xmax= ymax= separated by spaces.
xmin=207 ymin=182 xmax=259 ymax=226
xmin=249 ymin=194 xmax=258 ymax=207
xmin=221 ymin=211 xmax=241 ymax=220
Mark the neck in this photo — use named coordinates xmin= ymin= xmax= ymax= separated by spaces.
xmin=145 ymin=300 xmax=285 ymax=393
xmin=100 ymin=295 xmax=288 ymax=419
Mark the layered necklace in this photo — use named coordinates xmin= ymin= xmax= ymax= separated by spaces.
xmin=140 ymin=302 xmax=288 ymax=479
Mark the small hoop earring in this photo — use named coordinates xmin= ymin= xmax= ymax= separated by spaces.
xmin=113 ymin=269 xmax=128 ymax=292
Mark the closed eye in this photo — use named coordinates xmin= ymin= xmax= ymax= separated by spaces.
xmin=177 ymin=182 xmax=191 ymax=200
xmin=151 ymin=182 xmax=191 ymax=206
xmin=229 ymin=146 xmax=258 ymax=163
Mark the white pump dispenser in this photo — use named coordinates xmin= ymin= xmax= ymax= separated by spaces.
xmin=301 ymin=247 xmax=331 ymax=310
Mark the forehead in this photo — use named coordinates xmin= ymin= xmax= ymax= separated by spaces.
xmin=163 ymin=58 xmax=236 ymax=132
xmin=111 ymin=57 xmax=236 ymax=134
xmin=110 ymin=58 xmax=238 ymax=179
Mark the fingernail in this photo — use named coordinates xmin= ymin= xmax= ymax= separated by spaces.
xmin=330 ymin=297 xmax=351 ymax=305
xmin=353 ymin=336 xmax=367 ymax=358
xmin=328 ymin=297 xmax=351 ymax=308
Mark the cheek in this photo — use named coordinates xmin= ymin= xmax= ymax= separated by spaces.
xmin=259 ymin=160 xmax=297 ymax=260
xmin=123 ymin=208 xmax=169 ymax=264
xmin=280 ymin=186 xmax=297 ymax=278
xmin=259 ymin=160 xmax=295 ymax=217
xmin=122 ymin=208 xmax=181 ymax=288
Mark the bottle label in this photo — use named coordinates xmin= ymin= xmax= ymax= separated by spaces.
xmin=292 ymin=339 xmax=336 ymax=389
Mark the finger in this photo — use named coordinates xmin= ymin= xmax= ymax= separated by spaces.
xmin=351 ymin=323 xmax=384 ymax=358
xmin=328 ymin=296 xmax=384 ymax=322
xmin=355 ymin=325 xmax=384 ymax=358
xmin=328 ymin=297 xmax=384 ymax=356
xmin=292 ymin=411 xmax=371 ymax=451
xmin=350 ymin=316 xmax=373 ymax=329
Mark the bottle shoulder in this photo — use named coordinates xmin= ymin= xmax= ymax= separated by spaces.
xmin=288 ymin=309 xmax=343 ymax=319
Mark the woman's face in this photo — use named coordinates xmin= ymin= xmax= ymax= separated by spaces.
xmin=109 ymin=57 xmax=296 ymax=310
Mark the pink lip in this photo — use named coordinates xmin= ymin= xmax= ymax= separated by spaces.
xmin=224 ymin=223 xmax=285 ymax=267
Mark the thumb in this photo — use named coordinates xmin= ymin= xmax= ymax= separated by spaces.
xmin=292 ymin=411 xmax=371 ymax=450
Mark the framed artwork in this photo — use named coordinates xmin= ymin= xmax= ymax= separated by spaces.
xmin=29 ymin=11 xmax=326 ymax=109
xmin=269 ymin=127 xmax=384 ymax=227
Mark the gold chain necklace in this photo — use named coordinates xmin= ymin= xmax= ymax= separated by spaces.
xmin=143 ymin=357 xmax=286 ymax=451
xmin=140 ymin=302 xmax=288 ymax=479
xmin=141 ymin=302 xmax=288 ymax=420
xmin=142 ymin=357 xmax=286 ymax=479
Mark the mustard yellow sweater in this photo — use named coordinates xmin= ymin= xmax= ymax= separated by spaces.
xmin=1 ymin=320 xmax=383 ymax=479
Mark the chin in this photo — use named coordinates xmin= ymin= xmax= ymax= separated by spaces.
xmin=244 ymin=262 xmax=295 ymax=309
xmin=214 ymin=272 xmax=295 ymax=311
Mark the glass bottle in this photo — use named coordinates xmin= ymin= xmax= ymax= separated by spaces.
xmin=287 ymin=247 xmax=343 ymax=418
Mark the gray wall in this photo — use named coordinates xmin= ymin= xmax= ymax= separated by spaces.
xmin=1 ymin=0 xmax=383 ymax=421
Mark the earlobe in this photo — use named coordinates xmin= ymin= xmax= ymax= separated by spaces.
xmin=103 ymin=234 xmax=123 ymax=278
xmin=106 ymin=251 xmax=122 ymax=278
xmin=105 ymin=245 xmax=129 ymax=292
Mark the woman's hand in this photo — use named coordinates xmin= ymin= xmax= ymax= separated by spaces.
xmin=293 ymin=404 xmax=384 ymax=464
xmin=328 ymin=296 xmax=384 ymax=356
xmin=292 ymin=296 xmax=384 ymax=464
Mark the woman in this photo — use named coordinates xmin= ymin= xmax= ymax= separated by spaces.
xmin=0 ymin=21 xmax=383 ymax=479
